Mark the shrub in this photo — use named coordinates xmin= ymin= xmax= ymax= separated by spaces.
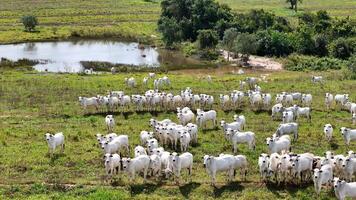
xmin=330 ymin=38 xmax=351 ymax=59
xmin=197 ymin=29 xmax=219 ymax=49
xmin=21 ymin=15 xmax=38 ymax=32
xmin=284 ymin=54 xmax=347 ymax=71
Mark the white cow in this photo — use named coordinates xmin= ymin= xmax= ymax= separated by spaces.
xmin=104 ymin=153 xmax=121 ymax=176
xmin=78 ymin=97 xmax=99 ymax=111
xmin=258 ymin=153 xmax=270 ymax=181
xmin=340 ymin=127 xmax=356 ymax=147
xmin=266 ymin=136 xmax=291 ymax=154
xmin=166 ymin=152 xmax=193 ymax=183
xmin=282 ymin=111 xmax=294 ymax=123
xmin=301 ymin=94 xmax=312 ymax=107
xmin=105 ymin=115 xmax=115 ymax=132
xmin=325 ymin=93 xmax=334 ymax=110
xmin=121 ymin=155 xmax=150 ymax=182
xmin=233 ymin=115 xmax=246 ymax=130
xmin=324 ymin=124 xmax=333 ymax=142
xmin=275 ymin=123 xmax=298 ymax=141
xmin=342 ymin=157 xmax=356 ymax=182
xmin=313 ymin=164 xmax=333 ymax=195
xmin=45 ymin=132 xmax=65 ymax=156
xmin=196 ymin=110 xmax=217 ymax=129
xmin=225 ymin=129 xmax=255 ymax=153
xmin=333 ymin=178 xmax=356 ymax=200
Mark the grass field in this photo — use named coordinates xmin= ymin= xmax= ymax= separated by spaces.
xmin=0 ymin=0 xmax=355 ymax=44
xmin=0 ymin=67 xmax=355 ymax=199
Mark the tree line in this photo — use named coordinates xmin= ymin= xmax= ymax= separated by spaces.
xmin=158 ymin=0 xmax=355 ymax=62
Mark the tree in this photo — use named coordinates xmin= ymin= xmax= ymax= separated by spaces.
xmin=331 ymin=38 xmax=351 ymax=59
xmin=197 ymin=29 xmax=219 ymax=49
xmin=286 ymin=0 xmax=302 ymax=12
xmin=221 ymin=28 xmax=238 ymax=60
xmin=294 ymin=26 xmax=315 ymax=55
xmin=314 ymin=34 xmax=328 ymax=57
xmin=158 ymin=17 xmax=182 ymax=47
xmin=234 ymin=33 xmax=258 ymax=64
xmin=21 ymin=15 xmax=38 ymax=32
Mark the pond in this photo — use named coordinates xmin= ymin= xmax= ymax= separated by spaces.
xmin=0 ymin=40 xmax=166 ymax=72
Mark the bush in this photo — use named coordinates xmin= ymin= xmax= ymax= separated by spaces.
xmin=314 ymin=34 xmax=329 ymax=57
xmin=284 ymin=54 xmax=347 ymax=71
xmin=330 ymin=38 xmax=351 ymax=59
xmin=21 ymin=15 xmax=38 ymax=32
xmin=346 ymin=55 xmax=356 ymax=79
xmin=198 ymin=49 xmax=219 ymax=60
xmin=197 ymin=29 xmax=219 ymax=49
xmin=255 ymin=30 xmax=294 ymax=57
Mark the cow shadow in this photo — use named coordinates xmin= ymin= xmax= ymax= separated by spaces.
xmin=130 ymin=182 xmax=163 ymax=196
xmin=213 ymin=181 xmax=244 ymax=198
xmin=179 ymin=182 xmax=201 ymax=198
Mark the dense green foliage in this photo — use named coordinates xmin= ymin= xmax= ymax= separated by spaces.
xmin=284 ymin=54 xmax=348 ymax=71
xmin=21 ymin=15 xmax=38 ymax=32
xmin=158 ymin=1 xmax=355 ymax=64
xmin=233 ymin=33 xmax=257 ymax=62
xmin=197 ymin=29 xmax=219 ymax=49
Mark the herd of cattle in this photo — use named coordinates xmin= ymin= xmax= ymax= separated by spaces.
xmin=44 ymin=74 xmax=356 ymax=199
